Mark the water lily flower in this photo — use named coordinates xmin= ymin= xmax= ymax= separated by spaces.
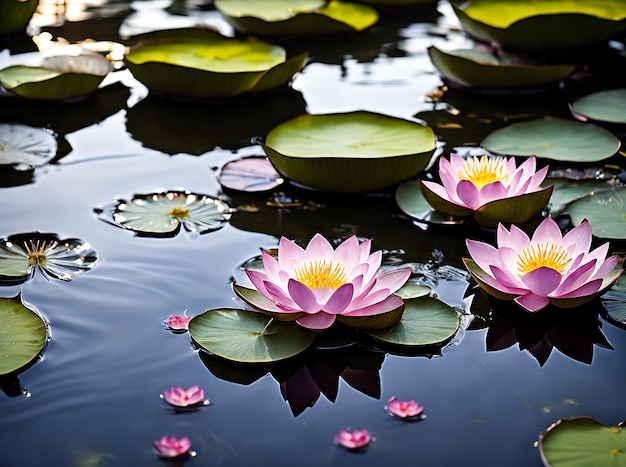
xmin=385 ymin=396 xmax=425 ymax=420
xmin=463 ymin=217 xmax=623 ymax=312
xmin=165 ymin=313 xmax=192 ymax=332
xmin=334 ymin=428 xmax=371 ymax=450
xmin=420 ymin=153 xmax=552 ymax=227
xmin=244 ymin=233 xmax=411 ymax=330
xmin=161 ymin=385 xmax=208 ymax=408
xmin=152 ymin=435 xmax=192 ymax=458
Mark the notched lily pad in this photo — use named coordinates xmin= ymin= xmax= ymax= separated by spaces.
xmin=189 ymin=308 xmax=316 ymax=363
xmin=0 ymin=123 xmax=57 ymax=168
xmin=571 ymin=89 xmax=626 ymax=125
xmin=218 ymin=156 xmax=285 ymax=193
xmin=0 ymin=294 xmax=48 ymax=376
xmin=539 ymin=417 xmax=626 ymax=467
xmin=565 ymin=187 xmax=626 ymax=239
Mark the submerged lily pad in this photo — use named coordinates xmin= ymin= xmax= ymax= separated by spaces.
xmin=428 ymin=46 xmax=575 ymax=90
xmin=539 ymin=417 xmax=626 ymax=467
xmin=571 ymin=89 xmax=626 ymax=125
xmin=124 ymin=28 xmax=307 ymax=99
xmin=215 ymin=0 xmax=378 ymax=36
xmin=450 ymin=0 xmax=626 ymax=50
xmin=0 ymin=294 xmax=48 ymax=376
xmin=0 ymin=124 xmax=57 ymax=167
xmin=263 ymin=111 xmax=436 ymax=193
xmin=366 ymin=296 xmax=459 ymax=347
xmin=0 ymin=53 xmax=112 ymax=101
xmin=189 ymin=308 xmax=316 ymax=363
xmin=565 ymin=187 xmax=626 ymax=239
xmin=481 ymin=117 xmax=621 ymax=163
xmin=218 ymin=156 xmax=285 ymax=192
xmin=104 ymin=190 xmax=232 ymax=237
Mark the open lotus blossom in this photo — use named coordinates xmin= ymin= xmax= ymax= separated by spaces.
xmin=245 ymin=233 xmax=411 ymax=330
xmin=165 ymin=313 xmax=192 ymax=332
xmin=464 ymin=217 xmax=623 ymax=312
xmin=152 ymin=435 xmax=192 ymax=458
xmin=420 ymin=153 xmax=550 ymax=221
xmin=334 ymin=428 xmax=372 ymax=450
xmin=385 ymin=396 xmax=425 ymax=420
xmin=161 ymin=385 xmax=208 ymax=408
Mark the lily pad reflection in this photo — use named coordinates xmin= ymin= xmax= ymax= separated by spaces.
xmin=218 ymin=156 xmax=285 ymax=193
xmin=0 ymin=123 xmax=57 ymax=168
xmin=0 ymin=232 xmax=98 ymax=285
xmin=98 ymin=191 xmax=233 ymax=237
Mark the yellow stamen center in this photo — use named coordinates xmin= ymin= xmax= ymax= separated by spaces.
xmin=458 ymin=156 xmax=508 ymax=189
xmin=169 ymin=206 xmax=190 ymax=219
xmin=516 ymin=242 xmax=571 ymax=275
xmin=294 ymin=260 xmax=347 ymax=289
xmin=25 ymin=239 xmax=55 ymax=267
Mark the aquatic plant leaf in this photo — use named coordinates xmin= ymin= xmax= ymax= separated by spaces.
xmin=481 ymin=116 xmax=621 ymax=163
xmin=571 ymin=89 xmax=626 ymax=125
xmin=233 ymin=284 xmax=307 ymax=321
xmin=216 ymin=0 xmax=326 ymax=21
xmin=0 ymin=294 xmax=47 ymax=376
xmin=366 ymin=296 xmax=459 ymax=347
xmin=189 ymin=308 xmax=315 ymax=363
xmin=218 ymin=156 xmax=284 ymax=192
xmin=395 ymin=180 xmax=469 ymax=224
xmin=565 ymin=188 xmax=626 ymax=239
xmin=474 ymin=185 xmax=552 ymax=228
xmin=0 ymin=123 xmax=57 ymax=167
xmin=263 ymin=111 xmax=436 ymax=193
xmin=395 ymin=282 xmax=431 ymax=300
xmin=111 ymin=191 xmax=232 ymax=235
xmin=602 ymin=275 xmax=626 ymax=328
xmin=0 ymin=0 xmax=38 ymax=35
xmin=545 ymin=178 xmax=618 ymax=216
xmin=538 ymin=417 xmax=626 ymax=467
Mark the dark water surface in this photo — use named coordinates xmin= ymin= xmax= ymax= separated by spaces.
xmin=1 ymin=2 xmax=625 ymax=466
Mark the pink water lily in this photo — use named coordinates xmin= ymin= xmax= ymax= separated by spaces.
xmin=162 ymin=385 xmax=208 ymax=408
xmin=464 ymin=217 xmax=623 ymax=312
xmin=245 ymin=234 xmax=411 ymax=330
xmin=165 ymin=313 xmax=192 ymax=332
xmin=152 ymin=435 xmax=192 ymax=458
xmin=385 ymin=396 xmax=425 ymax=419
xmin=334 ymin=428 xmax=371 ymax=450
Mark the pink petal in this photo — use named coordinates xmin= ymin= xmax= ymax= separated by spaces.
xmin=514 ymin=293 xmax=550 ymax=312
xmin=531 ymin=217 xmax=563 ymax=244
xmin=260 ymin=249 xmax=281 ymax=283
xmin=358 ymin=238 xmax=372 ymax=263
xmin=497 ymin=246 xmax=522 ymax=274
xmin=287 ymin=279 xmax=322 ymax=313
xmin=369 ymin=268 xmax=411 ymax=295
xmin=296 ymin=312 xmax=336 ymax=330
xmin=477 ymin=180 xmax=508 ymax=205
xmin=348 ymin=287 xmax=392 ymax=310
xmin=456 ymin=179 xmax=482 ymax=210
xmin=502 ymin=223 xmax=531 ymax=251
xmin=563 ymin=220 xmax=592 ymax=257
xmin=277 ymin=236 xmax=305 ymax=273
xmin=490 ymin=265 xmax=528 ymax=293
xmin=323 ymin=283 xmax=354 ymax=314
xmin=305 ymin=233 xmax=334 ymax=260
xmin=246 ymin=269 xmax=272 ymax=297
xmin=344 ymin=294 xmax=404 ymax=317
xmin=554 ymin=278 xmax=602 ymax=299
xmin=333 ymin=236 xmax=360 ymax=272
xmin=520 ymin=267 xmax=562 ymax=296
xmin=466 ymin=239 xmax=500 ymax=274
xmin=552 ymin=259 xmax=597 ymax=297
xmin=265 ymin=281 xmax=298 ymax=309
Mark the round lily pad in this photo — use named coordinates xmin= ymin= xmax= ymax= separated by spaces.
xmin=124 ymin=28 xmax=307 ymax=99
xmin=0 ymin=123 xmax=57 ymax=167
xmin=565 ymin=187 xmax=626 ymax=239
xmin=366 ymin=296 xmax=459 ymax=347
xmin=602 ymin=275 xmax=626 ymax=329
xmin=263 ymin=111 xmax=436 ymax=193
xmin=428 ymin=46 xmax=575 ymax=90
xmin=0 ymin=294 xmax=48 ymax=376
xmin=214 ymin=0 xmax=378 ymax=36
xmin=545 ymin=178 xmax=618 ymax=216
xmin=218 ymin=156 xmax=285 ymax=192
xmin=450 ymin=0 xmax=626 ymax=50
xmin=0 ymin=54 xmax=112 ymax=101
xmin=571 ymin=89 xmax=626 ymax=125
xmin=539 ymin=417 xmax=626 ymax=467
xmin=188 ymin=308 xmax=316 ymax=363
xmin=481 ymin=117 xmax=621 ymax=163
xmin=395 ymin=180 xmax=467 ymax=225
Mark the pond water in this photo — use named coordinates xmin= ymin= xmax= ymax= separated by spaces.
xmin=1 ymin=2 xmax=625 ymax=466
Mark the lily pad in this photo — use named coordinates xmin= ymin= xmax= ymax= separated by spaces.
xmin=428 ymin=46 xmax=575 ymax=90
xmin=188 ymin=308 xmax=316 ymax=363
xmin=395 ymin=180 xmax=468 ymax=225
xmin=481 ymin=116 xmax=621 ymax=163
xmin=539 ymin=417 xmax=626 ymax=467
xmin=124 ymin=28 xmax=307 ymax=99
xmin=565 ymin=187 xmax=626 ymax=240
xmin=215 ymin=0 xmax=378 ymax=36
xmin=571 ymin=89 xmax=626 ymax=125
xmin=0 ymin=0 xmax=39 ymax=35
xmin=602 ymin=275 xmax=626 ymax=329
xmin=366 ymin=296 xmax=459 ymax=347
xmin=233 ymin=283 xmax=306 ymax=322
xmin=218 ymin=156 xmax=285 ymax=192
xmin=0 ymin=54 xmax=112 ymax=101
xmin=473 ymin=186 xmax=553 ymax=228
xmin=105 ymin=190 xmax=232 ymax=237
xmin=0 ymin=294 xmax=48 ymax=376
xmin=545 ymin=178 xmax=618 ymax=216
xmin=450 ymin=0 xmax=626 ymax=50
xmin=263 ymin=111 xmax=436 ymax=193
xmin=0 ymin=123 xmax=57 ymax=167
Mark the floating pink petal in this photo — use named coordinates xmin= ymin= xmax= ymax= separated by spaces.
xmin=152 ymin=435 xmax=191 ymax=458
xmin=165 ymin=313 xmax=192 ymax=331
xmin=334 ymin=428 xmax=372 ymax=450
xmin=464 ymin=217 xmax=623 ymax=312
xmin=385 ymin=396 xmax=425 ymax=419
xmin=162 ymin=385 xmax=208 ymax=408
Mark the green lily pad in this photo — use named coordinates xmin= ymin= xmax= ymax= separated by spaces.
xmin=395 ymin=180 xmax=469 ymax=225
xmin=263 ymin=111 xmax=436 ymax=193
xmin=545 ymin=178 xmax=618 ymax=216
xmin=366 ymin=296 xmax=459 ymax=347
xmin=602 ymin=275 xmax=626 ymax=328
xmin=0 ymin=123 xmax=57 ymax=167
xmin=0 ymin=294 xmax=48 ymax=376
xmin=481 ymin=116 xmax=621 ymax=163
xmin=473 ymin=185 xmax=553 ymax=228
xmin=188 ymin=308 xmax=315 ymax=363
xmin=428 ymin=46 xmax=575 ymax=90
xmin=451 ymin=0 xmax=626 ymax=50
xmin=215 ymin=0 xmax=378 ymax=36
xmin=124 ymin=28 xmax=307 ymax=99
xmin=571 ymin=89 xmax=626 ymax=125
xmin=395 ymin=282 xmax=431 ymax=300
xmin=565 ymin=187 xmax=626 ymax=239
xmin=539 ymin=417 xmax=626 ymax=467
xmin=232 ymin=283 xmax=307 ymax=322
xmin=0 ymin=54 xmax=112 ymax=101
xmin=0 ymin=0 xmax=39 ymax=35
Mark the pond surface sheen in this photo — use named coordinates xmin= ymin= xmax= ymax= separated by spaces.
xmin=1 ymin=2 xmax=625 ymax=466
